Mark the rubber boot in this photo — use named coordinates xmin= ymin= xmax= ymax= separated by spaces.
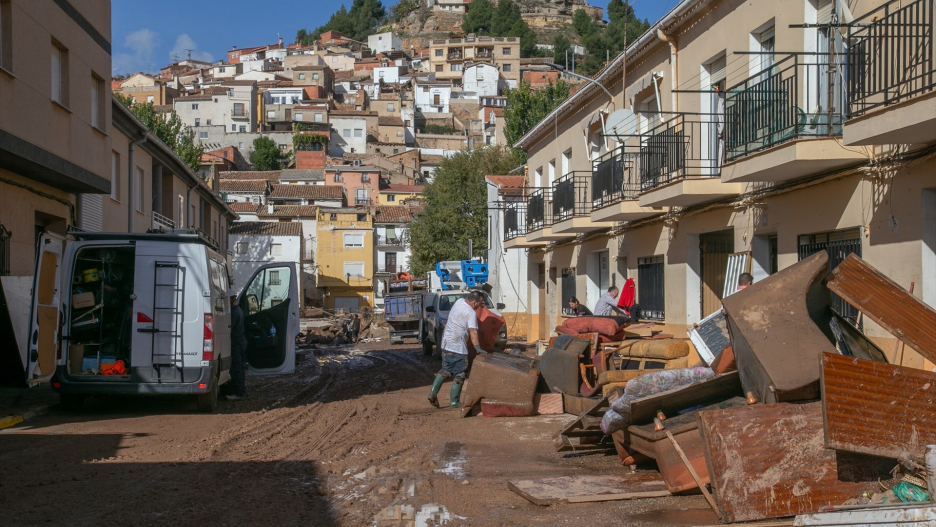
xmin=428 ymin=375 xmax=445 ymax=408
xmin=449 ymin=381 xmax=463 ymax=408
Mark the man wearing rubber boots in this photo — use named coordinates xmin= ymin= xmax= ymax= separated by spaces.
xmin=428 ymin=291 xmax=484 ymax=408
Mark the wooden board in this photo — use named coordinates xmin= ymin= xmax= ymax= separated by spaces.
xmin=699 ymin=402 xmax=893 ymax=523
xmin=821 ymin=352 xmax=936 ymax=459
xmin=508 ymin=473 xmax=670 ymax=505
xmin=827 ymin=254 xmax=936 ymax=365
xmin=629 ymin=371 xmax=742 ymax=426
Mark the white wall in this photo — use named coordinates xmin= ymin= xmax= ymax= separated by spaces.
xmin=329 ymin=117 xmax=369 ymax=156
xmin=487 ymin=182 xmax=528 ymax=314
xmin=415 ymin=84 xmax=451 ymax=113
xmin=368 ymin=33 xmax=403 ymax=53
xmin=462 ymin=64 xmax=500 ymax=98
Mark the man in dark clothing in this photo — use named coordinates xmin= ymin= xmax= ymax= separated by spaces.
xmin=227 ymin=289 xmax=247 ymax=400
xmin=350 ymin=314 xmax=361 ymax=342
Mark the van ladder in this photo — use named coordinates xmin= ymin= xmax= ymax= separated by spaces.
xmin=151 ymin=261 xmax=185 ymax=382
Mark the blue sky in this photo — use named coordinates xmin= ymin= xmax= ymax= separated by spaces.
xmin=112 ymin=0 xmax=674 ymax=75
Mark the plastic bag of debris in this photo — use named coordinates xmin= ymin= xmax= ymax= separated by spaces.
xmin=600 ymin=367 xmax=715 ymax=435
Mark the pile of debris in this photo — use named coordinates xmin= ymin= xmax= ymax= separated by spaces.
xmin=299 ymin=315 xmax=380 ymax=346
xmin=467 ymin=252 xmax=936 ymax=524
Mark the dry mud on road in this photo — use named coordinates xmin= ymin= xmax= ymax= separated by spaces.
xmin=0 ymin=343 xmax=708 ymax=526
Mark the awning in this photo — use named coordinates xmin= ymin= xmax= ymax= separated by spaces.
xmin=625 ymin=71 xmax=664 ymax=105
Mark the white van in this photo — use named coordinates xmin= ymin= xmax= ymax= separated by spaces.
xmin=24 ymin=230 xmax=298 ymax=412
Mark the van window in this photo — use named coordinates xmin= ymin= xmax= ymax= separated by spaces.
xmin=243 ymin=266 xmax=292 ymax=315
xmin=209 ymin=260 xmax=227 ymax=314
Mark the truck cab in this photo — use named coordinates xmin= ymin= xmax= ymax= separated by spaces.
xmin=22 ymin=230 xmax=299 ymax=413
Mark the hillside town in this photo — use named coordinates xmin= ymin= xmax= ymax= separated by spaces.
xmin=1 ymin=0 xmax=935 ymax=526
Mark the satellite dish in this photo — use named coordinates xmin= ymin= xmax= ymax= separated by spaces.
xmin=604 ymin=108 xmax=637 ymax=137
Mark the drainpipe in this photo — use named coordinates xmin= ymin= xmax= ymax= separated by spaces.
xmin=656 ymin=29 xmax=678 ymax=117
xmin=128 ymin=136 xmax=147 ymax=233
xmin=185 ymin=183 xmax=198 ymax=230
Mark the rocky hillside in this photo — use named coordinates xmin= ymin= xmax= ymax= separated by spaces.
xmin=390 ymin=0 xmax=603 ymax=51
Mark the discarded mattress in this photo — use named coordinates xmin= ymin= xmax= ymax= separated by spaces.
xmin=600 ymin=367 xmax=715 ymax=435
xmin=461 ymin=353 xmax=539 ymax=417
xmin=721 ymin=251 xmax=837 ymax=404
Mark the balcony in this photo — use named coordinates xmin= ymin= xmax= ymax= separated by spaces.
xmin=843 ymin=0 xmax=936 ymax=146
xmin=503 ymin=199 xmax=542 ymax=248
xmin=152 ymin=212 xmax=175 ymax=231
xmin=525 ymin=188 xmax=571 ymax=242
xmin=591 ymin=148 xmax=665 ymax=223
xmin=637 ymin=113 xmax=744 ymax=208
xmin=377 ymin=265 xmax=397 ymax=274
xmin=447 ymin=51 xmax=464 ymax=61
xmin=475 ymin=49 xmax=493 ymax=60
xmin=376 ymin=235 xmax=403 ymax=247
xmin=231 ymin=108 xmax=250 ymax=120
xmin=551 ymin=171 xmax=613 ymax=234
xmin=719 ymin=55 xmax=865 ymax=183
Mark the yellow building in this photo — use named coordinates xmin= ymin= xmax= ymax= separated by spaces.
xmin=378 ymin=184 xmax=424 ymax=206
xmin=316 ymin=208 xmax=374 ymax=313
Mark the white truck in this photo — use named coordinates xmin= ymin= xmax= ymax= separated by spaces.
xmin=19 ymin=230 xmax=298 ymax=412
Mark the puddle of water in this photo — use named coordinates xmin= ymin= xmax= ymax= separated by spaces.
xmin=433 ymin=441 xmax=468 ymax=480
xmin=373 ymin=504 xmax=464 ymax=527
xmin=627 ymin=508 xmax=718 ymax=526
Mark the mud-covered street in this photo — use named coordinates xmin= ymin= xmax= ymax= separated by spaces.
xmin=1 ymin=342 xmax=711 ymax=526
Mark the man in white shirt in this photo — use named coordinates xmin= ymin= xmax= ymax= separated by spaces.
xmin=429 ymin=291 xmax=484 ymax=408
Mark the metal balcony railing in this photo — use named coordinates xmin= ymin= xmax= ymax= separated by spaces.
xmin=231 ymin=108 xmax=249 ymax=119
xmin=639 ymin=113 xmax=723 ymax=192
xmin=552 ymin=171 xmax=591 ymax=222
xmin=152 ymin=212 xmax=175 ymax=231
xmin=447 ymin=52 xmax=463 ymax=61
xmin=504 ymin=199 xmax=527 ymax=241
xmin=725 ymin=54 xmax=843 ymax=162
xmin=376 ymin=235 xmax=403 ymax=246
xmin=475 ymin=50 xmax=493 ymax=59
xmin=847 ymin=0 xmax=935 ymax=118
xmin=526 ymin=187 xmax=553 ymax=232
xmin=592 ymin=148 xmax=641 ymax=208
xmin=377 ymin=265 xmax=397 ymax=274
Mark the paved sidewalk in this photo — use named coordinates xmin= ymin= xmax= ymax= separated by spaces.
xmin=0 ymin=384 xmax=59 ymax=430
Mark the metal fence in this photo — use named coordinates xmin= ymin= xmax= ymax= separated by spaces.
xmin=504 ymin=199 xmax=527 ymax=241
xmin=526 ymin=187 xmax=553 ymax=232
xmin=847 ymin=0 xmax=935 ymax=117
xmin=725 ymin=54 xmax=843 ymax=162
xmin=637 ymin=256 xmax=665 ymax=321
xmin=552 ymin=171 xmax=591 ymax=222
xmin=797 ymin=231 xmax=863 ymax=324
xmin=640 ymin=113 xmax=723 ymax=192
xmin=592 ymin=148 xmax=641 ymax=208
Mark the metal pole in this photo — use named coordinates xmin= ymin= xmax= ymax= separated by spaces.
xmin=468 ymin=238 xmax=473 ymax=260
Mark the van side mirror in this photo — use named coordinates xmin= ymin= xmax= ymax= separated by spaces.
xmin=496 ymin=303 xmax=506 ymax=310
xmin=425 ymin=306 xmax=435 ymax=313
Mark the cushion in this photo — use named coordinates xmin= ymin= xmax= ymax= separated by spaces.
xmin=560 ymin=316 xmax=623 ymax=337
xmin=711 ymin=345 xmax=737 ymax=374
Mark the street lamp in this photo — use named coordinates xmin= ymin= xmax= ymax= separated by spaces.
xmin=544 ymin=62 xmax=614 ymax=104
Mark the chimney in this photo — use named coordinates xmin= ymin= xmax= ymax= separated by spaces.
xmin=279 ymin=37 xmax=284 ymax=47
xmin=268 ymin=203 xmax=274 ymax=214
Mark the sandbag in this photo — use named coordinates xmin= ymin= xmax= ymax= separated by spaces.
xmin=558 ymin=316 xmax=623 ymax=337
xmin=601 ymin=367 xmax=715 ymax=435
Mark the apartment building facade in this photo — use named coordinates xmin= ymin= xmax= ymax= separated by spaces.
xmin=428 ymin=35 xmax=520 ymax=86
xmin=173 ymin=80 xmax=259 ymax=137
xmin=373 ymin=206 xmax=413 ymax=309
xmin=501 ymin=0 xmax=936 ymax=372
xmin=316 ymin=208 xmax=375 ymax=313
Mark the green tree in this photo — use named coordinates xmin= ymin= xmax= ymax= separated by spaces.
xmin=491 ymin=0 xmax=521 ymax=35
xmin=295 ymin=28 xmax=308 ymax=44
xmin=552 ymin=34 xmax=572 ymax=64
xmin=572 ymin=8 xmax=599 ymax=37
xmin=249 ymin=136 xmax=286 ymax=171
xmin=408 ymin=146 xmax=524 ymax=275
xmin=387 ymin=0 xmax=419 ymax=23
xmin=461 ymin=0 xmax=495 ymax=35
xmin=115 ymin=93 xmax=204 ymax=173
xmin=503 ymin=80 xmax=570 ymax=159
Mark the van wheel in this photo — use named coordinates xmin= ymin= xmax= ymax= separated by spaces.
xmin=432 ymin=332 xmax=442 ymax=359
xmin=196 ymin=381 xmax=218 ymax=413
xmin=60 ymin=393 xmax=84 ymax=412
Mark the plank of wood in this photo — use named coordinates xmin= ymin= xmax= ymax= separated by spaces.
xmin=508 ymin=473 xmax=669 ymax=506
xmin=666 ymin=430 xmax=724 ymax=522
xmin=821 ymin=352 xmax=936 ymax=459
xmin=629 ymin=371 xmax=742 ymax=425
xmin=827 ymin=254 xmax=936 ymax=365
xmin=699 ymin=401 xmax=893 ymax=523
xmin=624 ymin=323 xmax=657 ymax=338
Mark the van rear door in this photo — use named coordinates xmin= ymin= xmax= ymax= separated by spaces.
xmin=26 ymin=233 xmax=66 ymax=385
xmin=239 ymin=262 xmax=297 ymax=375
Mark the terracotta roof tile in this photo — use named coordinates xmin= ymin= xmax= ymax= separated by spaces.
xmin=268 ymin=184 xmax=344 ymax=200
xmin=485 ymin=175 xmax=525 ymax=192
xmin=230 ymin=221 xmax=302 ymax=236
xmin=257 ymin=205 xmax=319 ymax=217
xmin=378 ymin=116 xmax=405 ymax=126
xmin=219 ymin=180 xmax=268 ymax=192
xmin=381 ymin=184 xmax=424 ymax=194
xmin=220 ymin=170 xmax=282 ymax=182
xmin=373 ymin=206 xmax=412 ymax=223
xmin=227 ymin=202 xmax=261 ymax=213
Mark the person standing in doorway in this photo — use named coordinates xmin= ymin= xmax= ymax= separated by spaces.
xmin=227 ymin=289 xmax=247 ymax=401
xmin=428 ymin=291 xmax=484 ymax=408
